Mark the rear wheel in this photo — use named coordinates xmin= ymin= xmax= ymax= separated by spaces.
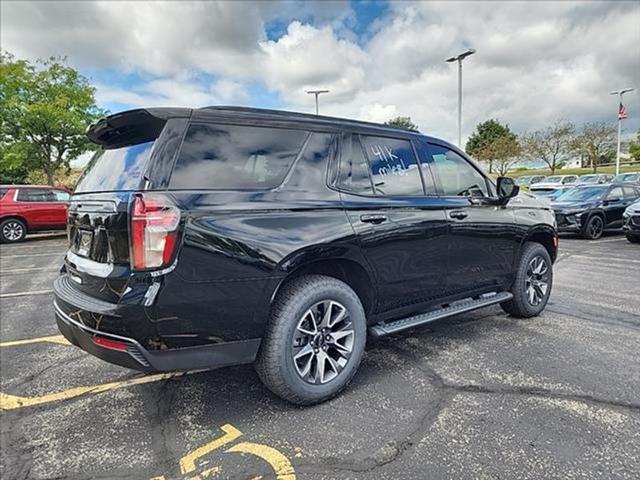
xmin=501 ymin=242 xmax=553 ymax=318
xmin=582 ymin=215 xmax=604 ymax=240
xmin=255 ymin=275 xmax=366 ymax=405
xmin=0 ymin=218 xmax=27 ymax=243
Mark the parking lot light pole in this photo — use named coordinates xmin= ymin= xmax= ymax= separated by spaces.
xmin=446 ymin=49 xmax=476 ymax=147
xmin=609 ymin=87 xmax=634 ymax=175
xmin=306 ymin=89 xmax=330 ymax=115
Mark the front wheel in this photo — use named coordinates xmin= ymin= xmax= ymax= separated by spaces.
xmin=582 ymin=215 xmax=604 ymax=240
xmin=0 ymin=218 xmax=27 ymax=243
xmin=501 ymin=242 xmax=553 ymax=318
xmin=255 ymin=275 xmax=367 ymax=405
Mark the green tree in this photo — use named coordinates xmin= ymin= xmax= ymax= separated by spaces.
xmin=572 ymin=122 xmax=617 ymax=172
xmin=629 ymin=129 xmax=640 ymax=162
xmin=466 ymin=119 xmax=518 ymax=174
xmin=521 ymin=120 xmax=576 ymax=175
xmin=385 ymin=116 xmax=419 ymax=131
xmin=0 ymin=52 xmax=105 ymax=185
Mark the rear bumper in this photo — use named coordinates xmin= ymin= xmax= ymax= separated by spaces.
xmin=54 ymin=278 xmax=261 ymax=373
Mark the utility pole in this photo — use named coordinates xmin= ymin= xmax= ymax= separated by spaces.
xmin=609 ymin=88 xmax=634 ymax=175
xmin=446 ymin=49 xmax=476 ymax=147
xmin=306 ymin=89 xmax=330 ymax=115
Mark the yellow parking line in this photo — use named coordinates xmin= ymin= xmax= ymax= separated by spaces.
xmin=180 ymin=424 xmax=242 ymax=474
xmin=0 ymin=370 xmax=202 ymax=411
xmin=227 ymin=442 xmax=296 ymax=480
xmin=0 ymin=335 xmax=69 ymax=347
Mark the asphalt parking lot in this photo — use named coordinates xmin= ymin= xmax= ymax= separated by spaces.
xmin=1 ymin=233 xmax=639 ymax=480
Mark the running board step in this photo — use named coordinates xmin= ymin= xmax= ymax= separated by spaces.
xmin=369 ymin=291 xmax=513 ymax=337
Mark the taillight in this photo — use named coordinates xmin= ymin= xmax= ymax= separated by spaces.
xmin=92 ymin=336 xmax=128 ymax=352
xmin=130 ymin=194 xmax=180 ymax=270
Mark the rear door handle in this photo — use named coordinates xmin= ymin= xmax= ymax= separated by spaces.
xmin=360 ymin=213 xmax=388 ymax=224
xmin=449 ymin=210 xmax=468 ymax=220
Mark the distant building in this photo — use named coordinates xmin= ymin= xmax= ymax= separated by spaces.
xmin=562 ymin=158 xmax=582 ymax=169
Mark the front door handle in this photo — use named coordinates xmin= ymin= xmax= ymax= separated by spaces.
xmin=360 ymin=213 xmax=387 ymax=224
xmin=449 ymin=210 xmax=468 ymax=220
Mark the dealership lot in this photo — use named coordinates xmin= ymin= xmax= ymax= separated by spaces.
xmin=1 ymin=234 xmax=639 ymax=480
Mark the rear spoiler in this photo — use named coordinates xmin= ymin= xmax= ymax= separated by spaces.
xmin=86 ymin=108 xmax=191 ymax=149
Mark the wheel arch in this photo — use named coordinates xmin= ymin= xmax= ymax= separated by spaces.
xmin=524 ymin=225 xmax=558 ymax=263
xmin=270 ymin=256 xmax=376 ymax=318
xmin=0 ymin=215 xmax=29 ymax=230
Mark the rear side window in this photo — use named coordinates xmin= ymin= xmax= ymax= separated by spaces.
xmin=336 ymin=134 xmax=374 ymax=195
xmin=170 ymin=124 xmax=308 ymax=190
xmin=75 ymin=141 xmax=155 ymax=193
xmin=426 ymin=144 xmax=488 ymax=197
xmin=0 ymin=188 xmax=8 ymax=199
xmin=16 ymin=189 xmax=57 ymax=202
xmin=361 ymin=136 xmax=424 ymax=196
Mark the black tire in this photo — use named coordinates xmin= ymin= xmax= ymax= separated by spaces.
xmin=255 ymin=274 xmax=367 ymax=405
xmin=582 ymin=215 xmax=604 ymax=240
xmin=501 ymin=242 xmax=553 ymax=318
xmin=0 ymin=218 xmax=27 ymax=243
xmin=626 ymin=233 xmax=640 ymax=244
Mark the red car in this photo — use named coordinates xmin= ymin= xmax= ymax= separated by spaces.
xmin=0 ymin=185 xmax=71 ymax=243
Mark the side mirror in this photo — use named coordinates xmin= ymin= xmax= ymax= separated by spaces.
xmin=496 ymin=177 xmax=520 ymax=205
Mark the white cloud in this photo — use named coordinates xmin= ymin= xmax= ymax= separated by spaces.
xmin=2 ymin=1 xmax=639 ymax=143
xmin=95 ymin=76 xmax=249 ymax=109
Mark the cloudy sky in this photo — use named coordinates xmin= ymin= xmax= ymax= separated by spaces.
xmin=2 ymin=0 xmax=639 ymax=144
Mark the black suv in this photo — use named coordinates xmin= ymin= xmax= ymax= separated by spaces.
xmin=54 ymin=107 xmax=557 ymax=405
xmin=551 ymin=183 xmax=640 ymax=239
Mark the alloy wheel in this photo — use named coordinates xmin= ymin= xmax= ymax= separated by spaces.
xmin=525 ymin=256 xmax=550 ymax=306
xmin=588 ymin=217 xmax=603 ymax=239
xmin=2 ymin=221 xmax=24 ymax=241
xmin=292 ymin=300 xmax=355 ymax=385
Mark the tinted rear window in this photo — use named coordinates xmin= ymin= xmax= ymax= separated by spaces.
xmin=75 ymin=141 xmax=154 ymax=193
xmin=17 ymin=189 xmax=57 ymax=202
xmin=170 ymin=124 xmax=308 ymax=190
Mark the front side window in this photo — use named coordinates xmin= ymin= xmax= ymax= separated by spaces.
xmin=606 ymin=187 xmax=624 ymax=200
xmin=53 ymin=190 xmax=70 ymax=201
xmin=16 ymin=189 xmax=57 ymax=202
xmin=426 ymin=144 xmax=488 ymax=197
xmin=170 ymin=124 xmax=308 ymax=190
xmin=361 ymin=135 xmax=423 ymax=196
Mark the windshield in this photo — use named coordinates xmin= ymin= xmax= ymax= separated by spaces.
xmin=75 ymin=141 xmax=155 ymax=193
xmin=545 ymin=176 xmax=562 ymax=183
xmin=555 ymin=186 xmax=606 ymax=202
xmin=516 ymin=176 xmax=531 ymax=185
xmin=578 ymin=175 xmax=598 ymax=183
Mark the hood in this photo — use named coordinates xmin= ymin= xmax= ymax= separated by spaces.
xmin=508 ymin=191 xmax=551 ymax=209
xmin=530 ymin=182 xmax=564 ymax=190
xmin=551 ymin=201 xmax=593 ymax=211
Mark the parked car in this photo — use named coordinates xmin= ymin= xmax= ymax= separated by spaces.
xmin=551 ymin=183 xmax=640 ymax=239
xmin=0 ymin=185 xmax=71 ymax=243
xmin=529 ymin=184 xmax=574 ymax=200
xmin=516 ymin=175 xmax=546 ymax=189
xmin=576 ymin=173 xmax=613 ymax=185
xmin=612 ymin=172 xmax=640 ymax=186
xmin=54 ymin=107 xmax=558 ymax=405
xmin=623 ymin=198 xmax=640 ymax=243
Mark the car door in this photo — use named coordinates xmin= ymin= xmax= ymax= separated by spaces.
xmin=50 ymin=189 xmax=70 ymax=226
xmin=15 ymin=188 xmax=56 ymax=228
xmin=421 ymin=141 xmax=519 ymax=295
xmin=602 ymin=186 xmax=627 ymax=227
xmin=337 ymin=132 xmax=450 ymax=316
